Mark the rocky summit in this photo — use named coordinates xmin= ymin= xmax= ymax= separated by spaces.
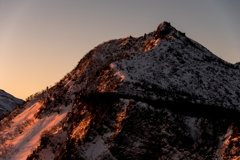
xmin=0 ymin=22 xmax=239 ymax=160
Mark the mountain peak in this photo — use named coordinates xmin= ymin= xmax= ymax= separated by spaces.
xmin=155 ymin=21 xmax=176 ymax=39
xmin=1 ymin=22 xmax=240 ymax=160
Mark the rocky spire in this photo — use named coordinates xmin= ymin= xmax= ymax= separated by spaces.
xmin=155 ymin=21 xmax=175 ymax=39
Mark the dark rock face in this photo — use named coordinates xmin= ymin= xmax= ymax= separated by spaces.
xmin=155 ymin=21 xmax=173 ymax=39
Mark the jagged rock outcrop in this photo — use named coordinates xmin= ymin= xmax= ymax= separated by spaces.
xmin=235 ymin=62 xmax=240 ymax=69
xmin=0 ymin=22 xmax=239 ymax=160
xmin=155 ymin=21 xmax=173 ymax=39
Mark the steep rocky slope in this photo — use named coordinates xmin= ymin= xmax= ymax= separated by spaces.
xmin=0 ymin=22 xmax=239 ymax=160
xmin=0 ymin=89 xmax=24 ymax=119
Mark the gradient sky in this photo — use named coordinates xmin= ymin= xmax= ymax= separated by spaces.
xmin=0 ymin=0 xmax=239 ymax=100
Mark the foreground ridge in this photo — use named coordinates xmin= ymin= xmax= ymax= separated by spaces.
xmin=0 ymin=22 xmax=239 ymax=160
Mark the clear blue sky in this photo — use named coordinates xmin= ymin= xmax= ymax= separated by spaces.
xmin=0 ymin=0 xmax=239 ymax=99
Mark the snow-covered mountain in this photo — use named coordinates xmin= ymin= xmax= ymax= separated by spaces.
xmin=0 ymin=22 xmax=240 ymax=160
xmin=0 ymin=89 xmax=24 ymax=119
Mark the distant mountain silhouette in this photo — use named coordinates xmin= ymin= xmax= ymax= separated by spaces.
xmin=0 ymin=89 xmax=24 ymax=119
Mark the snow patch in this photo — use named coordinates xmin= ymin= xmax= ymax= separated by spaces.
xmin=0 ymin=100 xmax=72 ymax=160
xmin=81 ymin=133 xmax=116 ymax=160
xmin=185 ymin=117 xmax=200 ymax=140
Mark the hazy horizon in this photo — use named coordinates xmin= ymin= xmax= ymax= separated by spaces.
xmin=1 ymin=0 xmax=239 ymax=99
